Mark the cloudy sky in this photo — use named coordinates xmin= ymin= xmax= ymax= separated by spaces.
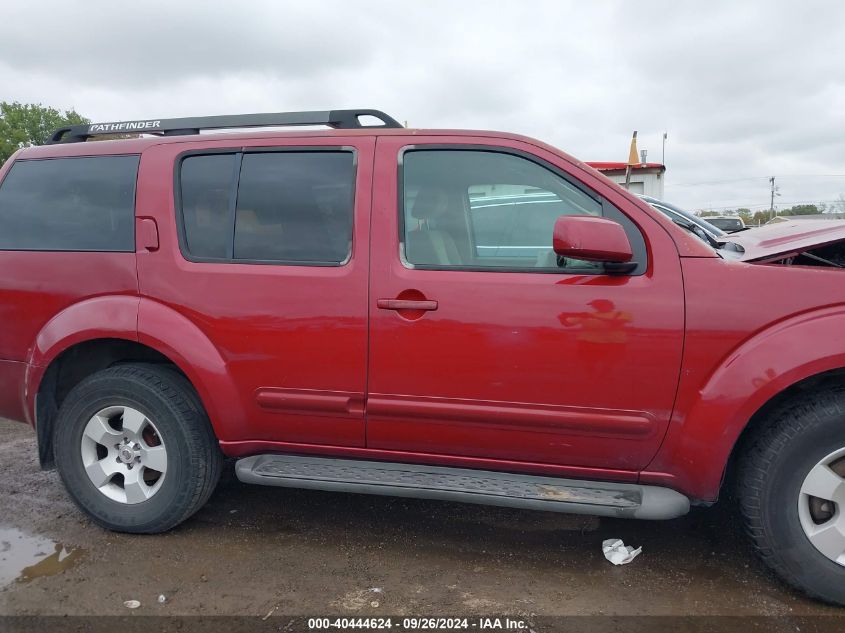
xmin=3 ymin=0 xmax=844 ymax=212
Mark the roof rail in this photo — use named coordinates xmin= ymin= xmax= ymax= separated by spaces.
xmin=46 ymin=109 xmax=403 ymax=144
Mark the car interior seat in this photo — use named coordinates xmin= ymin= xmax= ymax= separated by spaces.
xmin=405 ymin=187 xmax=463 ymax=266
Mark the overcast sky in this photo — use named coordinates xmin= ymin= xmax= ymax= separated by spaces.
xmin=2 ymin=0 xmax=844 ymax=213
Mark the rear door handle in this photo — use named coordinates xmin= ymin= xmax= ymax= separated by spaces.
xmin=377 ymin=299 xmax=438 ymax=311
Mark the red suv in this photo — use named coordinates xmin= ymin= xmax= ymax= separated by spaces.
xmin=1 ymin=110 xmax=844 ymax=604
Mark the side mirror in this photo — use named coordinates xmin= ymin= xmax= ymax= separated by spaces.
xmin=553 ymin=215 xmax=634 ymax=268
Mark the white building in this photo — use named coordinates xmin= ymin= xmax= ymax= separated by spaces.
xmin=587 ymin=162 xmax=666 ymax=198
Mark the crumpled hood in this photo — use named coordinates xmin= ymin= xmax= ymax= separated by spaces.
xmin=718 ymin=220 xmax=845 ymax=261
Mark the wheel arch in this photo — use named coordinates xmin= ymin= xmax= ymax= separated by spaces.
xmin=723 ymin=366 xmax=845 ymax=498
xmin=32 ymin=337 xmax=177 ymax=469
xmin=29 ymin=297 xmax=245 ymax=469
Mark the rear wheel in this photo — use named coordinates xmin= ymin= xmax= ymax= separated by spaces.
xmin=54 ymin=364 xmax=222 ymax=533
xmin=738 ymin=389 xmax=845 ymax=605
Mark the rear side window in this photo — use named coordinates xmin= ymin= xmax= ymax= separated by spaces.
xmin=179 ymin=151 xmax=355 ymax=264
xmin=0 ymin=156 xmax=139 ymax=251
xmin=179 ymin=154 xmax=236 ymax=259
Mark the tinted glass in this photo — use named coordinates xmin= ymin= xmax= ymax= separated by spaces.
xmin=180 ymin=154 xmax=236 ymax=258
xmin=0 ymin=155 xmax=138 ymax=251
xmin=234 ymin=152 xmax=354 ymax=263
xmin=402 ymin=150 xmax=603 ymax=270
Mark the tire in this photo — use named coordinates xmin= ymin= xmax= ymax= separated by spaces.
xmin=54 ymin=363 xmax=222 ymax=534
xmin=738 ymin=388 xmax=845 ymax=605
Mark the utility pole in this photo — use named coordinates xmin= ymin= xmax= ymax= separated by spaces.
xmin=769 ymin=176 xmax=778 ymax=221
xmin=662 ymin=132 xmax=667 ymax=166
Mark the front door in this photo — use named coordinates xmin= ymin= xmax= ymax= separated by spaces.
xmin=366 ymin=137 xmax=684 ymax=472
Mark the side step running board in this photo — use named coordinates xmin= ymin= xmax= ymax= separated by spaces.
xmin=235 ymin=455 xmax=690 ymax=520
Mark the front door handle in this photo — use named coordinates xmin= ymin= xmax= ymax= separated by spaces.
xmin=377 ymin=299 xmax=438 ymax=311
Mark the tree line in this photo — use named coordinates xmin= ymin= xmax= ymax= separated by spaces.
xmin=700 ymin=200 xmax=845 ymax=226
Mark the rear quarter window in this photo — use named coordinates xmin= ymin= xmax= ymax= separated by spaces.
xmin=0 ymin=155 xmax=139 ymax=251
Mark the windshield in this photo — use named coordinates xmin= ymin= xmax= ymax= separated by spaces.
xmin=707 ymin=217 xmax=744 ymax=232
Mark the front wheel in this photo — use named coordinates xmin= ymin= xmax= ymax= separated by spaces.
xmin=54 ymin=364 xmax=222 ymax=533
xmin=738 ymin=389 xmax=845 ymax=605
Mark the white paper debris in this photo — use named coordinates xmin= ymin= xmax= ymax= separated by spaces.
xmin=123 ymin=600 xmax=141 ymax=609
xmin=602 ymin=538 xmax=642 ymax=565
xmin=157 ymin=594 xmax=166 ymax=604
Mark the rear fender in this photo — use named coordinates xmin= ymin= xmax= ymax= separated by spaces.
xmin=26 ymin=296 xmax=244 ymax=445
xmin=137 ymin=298 xmax=247 ymax=441
xmin=24 ymin=295 xmax=140 ymax=425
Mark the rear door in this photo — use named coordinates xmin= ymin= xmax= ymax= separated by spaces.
xmin=366 ymin=136 xmax=685 ymax=473
xmin=137 ymin=136 xmax=373 ymax=447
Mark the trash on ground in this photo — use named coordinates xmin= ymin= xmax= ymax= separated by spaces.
xmin=123 ymin=599 xmax=141 ymax=609
xmin=602 ymin=538 xmax=642 ymax=565
xmin=157 ymin=594 xmax=166 ymax=604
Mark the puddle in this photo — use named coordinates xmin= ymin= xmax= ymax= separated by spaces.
xmin=0 ymin=526 xmax=85 ymax=587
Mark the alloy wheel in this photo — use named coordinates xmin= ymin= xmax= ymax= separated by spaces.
xmin=79 ymin=405 xmax=168 ymax=504
xmin=798 ymin=446 xmax=845 ymax=566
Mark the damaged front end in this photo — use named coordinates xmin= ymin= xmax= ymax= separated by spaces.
xmin=717 ymin=220 xmax=845 ymax=268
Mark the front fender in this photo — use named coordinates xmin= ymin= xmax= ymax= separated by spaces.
xmin=644 ymin=306 xmax=845 ymax=500
xmin=137 ymin=298 xmax=248 ymax=441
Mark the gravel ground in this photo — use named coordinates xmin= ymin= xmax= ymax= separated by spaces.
xmin=0 ymin=416 xmax=842 ymax=619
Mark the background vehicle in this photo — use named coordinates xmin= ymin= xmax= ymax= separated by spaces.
xmin=706 ymin=215 xmax=747 ymax=233
xmin=639 ymin=195 xmax=725 ymax=246
xmin=0 ymin=109 xmax=844 ymax=605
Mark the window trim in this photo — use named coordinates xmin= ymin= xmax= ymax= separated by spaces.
xmin=173 ymin=146 xmax=358 ymax=267
xmin=397 ymin=145 xmax=648 ymax=276
xmin=0 ymin=154 xmax=140 ymax=253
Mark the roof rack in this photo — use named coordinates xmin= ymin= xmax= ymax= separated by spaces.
xmin=46 ymin=108 xmax=403 ymax=144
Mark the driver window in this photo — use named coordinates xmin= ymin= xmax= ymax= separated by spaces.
xmin=402 ymin=149 xmax=604 ymax=271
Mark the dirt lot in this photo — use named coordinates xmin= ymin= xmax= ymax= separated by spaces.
xmin=0 ymin=416 xmax=842 ymax=620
